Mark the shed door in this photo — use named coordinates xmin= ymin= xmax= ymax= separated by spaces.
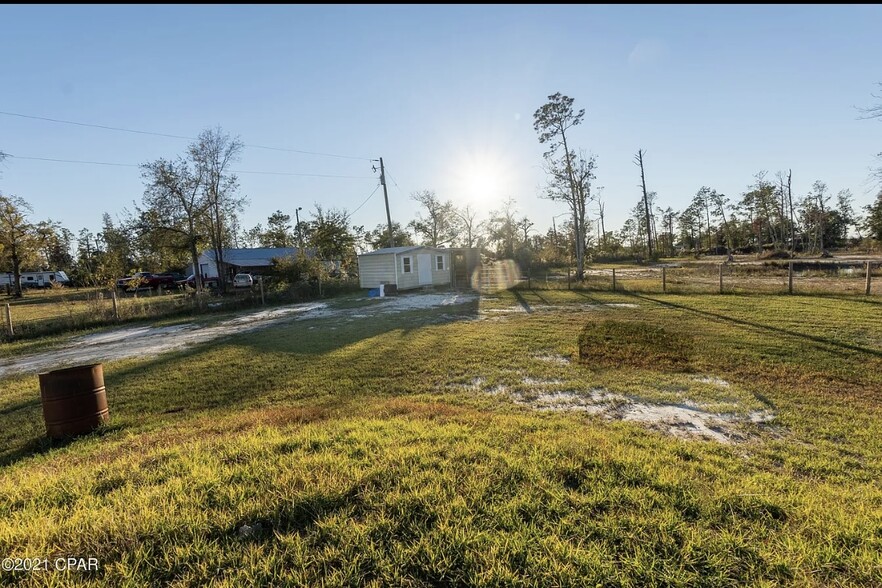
xmin=417 ymin=254 xmax=432 ymax=285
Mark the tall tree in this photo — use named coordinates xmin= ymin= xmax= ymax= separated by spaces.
xmin=139 ymin=156 xmax=208 ymax=291
xmin=0 ymin=194 xmax=36 ymax=297
xmin=859 ymin=82 xmax=882 ymax=186
xmin=408 ymin=190 xmax=458 ymax=247
xmin=453 ymin=204 xmax=481 ymax=248
xmin=534 ymin=92 xmax=588 ymax=278
xmin=190 ymin=127 xmax=246 ymax=292
xmin=262 ymin=210 xmax=294 ymax=248
xmin=302 ymin=205 xmax=360 ymax=272
xmin=34 ymin=220 xmax=74 ymax=270
xmin=541 ymin=151 xmax=596 ymax=273
xmin=487 ymin=197 xmax=519 ymax=258
xmin=634 ymin=150 xmax=653 ymax=257
xmin=862 ymin=189 xmax=882 ymax=241
xmin=365 ymin=222 xmax=413 ymax=250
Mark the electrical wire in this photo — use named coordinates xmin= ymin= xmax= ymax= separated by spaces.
xmin=6 ymin=154 xmax=374 ymax=179
xmin=348 ymin=184 xmax=381 ymax=218
xmin=0 ymin=110 xmax=373 ymax=161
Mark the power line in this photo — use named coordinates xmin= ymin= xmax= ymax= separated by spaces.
xmin=9 ymin=155 xmax=138 ymax=168
xmin=385 ymin=168 xmax=402 ymax=191
xmin=348 ymin=184 xmax=381 ymax=218
xmin=0 ymin=110 xmax=373 ymax=161
xmin=6 ymin=154 xmax=374 ymax=179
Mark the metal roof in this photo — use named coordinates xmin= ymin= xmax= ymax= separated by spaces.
xmin=200 ymin=247 xmax=314 ymax=266
xmin=359 ymin=246 xmax=450 ymax=256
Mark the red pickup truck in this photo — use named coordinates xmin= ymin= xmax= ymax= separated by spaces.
xmin=116 ymin=272 xmax=177 ymax=292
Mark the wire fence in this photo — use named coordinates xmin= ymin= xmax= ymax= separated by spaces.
xmin=502 ymin=261 xmax=881 ymax=297
xmin=0 ymin=278 xmax=362 ymax=342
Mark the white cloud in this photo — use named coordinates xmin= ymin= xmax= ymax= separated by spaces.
xmin=628 ymin=39 xmax=669 ymax=67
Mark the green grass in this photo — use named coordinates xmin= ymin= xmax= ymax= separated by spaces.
xmin=0 ymin=290 xmax=881 ymax=585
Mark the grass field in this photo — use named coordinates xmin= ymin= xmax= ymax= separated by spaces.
xmin=0 ymin=289 xmax=881 ymax=586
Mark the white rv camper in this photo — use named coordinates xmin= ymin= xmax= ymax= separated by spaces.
xmin=0 ymin=270 xmax=71 ymax=289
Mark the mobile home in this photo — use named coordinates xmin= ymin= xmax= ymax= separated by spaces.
xmin=0 ymin=270 xmax=71 ymax=289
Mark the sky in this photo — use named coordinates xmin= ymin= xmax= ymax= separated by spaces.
xmin=1 ymin=4 xmax=881 ymax=247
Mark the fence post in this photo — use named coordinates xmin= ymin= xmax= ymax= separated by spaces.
xmin=788 ymin=262 xmax=793 ymax=294
xmin=612 ymin=268 xmax=616 ymax=291
xmin=260 ymin=276 xmax=265 ymax=305
xmin=866 ymin=261 xmax=872 ymax=296
xmin=5 ymin=303 xmax=13 ymax=337
xmin=662 ymin=267 xmax=666 ymax=293
xmin=111 ymin=289 xmax=120 ymax=321
xmin=567 ymin=268 xmax=571 ymax=290
xmin=719 ymin=263 xmax=724 ymax=294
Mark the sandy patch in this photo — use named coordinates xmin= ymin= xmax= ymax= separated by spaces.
xmin=532 ymin=352 xmax=572 ymax=364
xmin=468 ymin=380 xmax=775 ymax=445
xmin=692 ymin=375 xmax=731 ymax=388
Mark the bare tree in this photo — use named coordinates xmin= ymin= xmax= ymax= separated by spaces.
xmin=454 ymin=204 xmax=481 ymax=248
xmin=189 ymin=128 xmax=246 ymax=293
xmin=859 ymin=83 xmax=882 ymax=187
xmin=634 ymin=149 xmax=653 ymax=257
xmin=408 ymin=190 xmax=458 ymax=247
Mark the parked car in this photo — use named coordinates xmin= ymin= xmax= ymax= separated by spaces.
xmin=116 ymin=272 xmax=176 ymax=292
xmin=233 ymin=273 xmax=254 ymax=288
xmin=182 ymin=274 xmax=219 ymax=289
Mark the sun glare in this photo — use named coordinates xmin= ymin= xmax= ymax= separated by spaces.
xmin=456 ymin=152 xmax=511 ymax=205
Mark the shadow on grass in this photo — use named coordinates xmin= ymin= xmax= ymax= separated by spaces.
xmin=0 ymin=423 xmax=126 ymax=468
xmin=512 ymin=290 xmax=533 ymax=314
xmin=629 ymin=292 xmax=882 ymax=360
xmin=0 ymin=294 xmax=482 ymax=467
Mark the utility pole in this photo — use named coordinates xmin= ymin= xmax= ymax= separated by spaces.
xmin=295 ymin=206 xmax=303 ymax=249
xmin=377 ymin=157 xmax=394 ymax=248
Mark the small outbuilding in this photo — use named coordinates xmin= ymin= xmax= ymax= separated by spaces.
xmin=357 ymin=246 xmax=481 ymax=291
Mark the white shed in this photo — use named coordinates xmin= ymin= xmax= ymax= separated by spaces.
xmin=357 ymin=246 xmax=454 ymax=290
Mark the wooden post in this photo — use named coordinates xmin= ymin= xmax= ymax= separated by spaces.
xmin=567 ymin=268 xmax=571 ymax=290
xmin=788 ymin=262 xmax=793 ymax=295
xmin=719 ymin=263 xmax=724 ymax=294
xmin=111 ymin=290 xmax=120 ymax=321
xmin=662 ymin=267 xmax=666 ymax=293
xmin=612 ymin=268 xmax=616 ymax=291
xmin=260 ymin=276 xmax=265 ymax=305
xmin=866 ymin=261 xmax=872 ymax=296
xmin=5 ymin=304 xmax=13 ymax=337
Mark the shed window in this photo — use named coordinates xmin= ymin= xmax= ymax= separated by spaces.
xmin=402 ymin=256 xmax=412 ymax=273
xmin=436 ymin=255 xmax=446 ymax=271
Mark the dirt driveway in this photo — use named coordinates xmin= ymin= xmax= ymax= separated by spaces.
xmin=0 ymin=293 xmax=477 ymax=379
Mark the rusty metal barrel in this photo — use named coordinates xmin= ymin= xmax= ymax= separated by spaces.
xmin=38 ymin=363 xmax=109 ymax=438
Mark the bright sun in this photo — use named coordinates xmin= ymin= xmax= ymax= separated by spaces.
xmin=457 ymin=152 xmax=509 ymax=204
